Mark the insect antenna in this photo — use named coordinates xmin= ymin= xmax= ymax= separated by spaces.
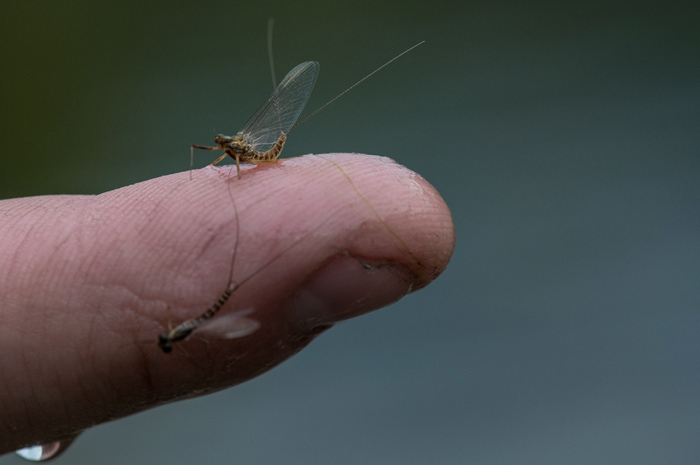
xmin=267 ymin=17 xmax=277 ymax=90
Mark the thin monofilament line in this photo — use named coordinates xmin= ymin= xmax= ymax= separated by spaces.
xmin=289 ymin=40 xmax=426 ymax=133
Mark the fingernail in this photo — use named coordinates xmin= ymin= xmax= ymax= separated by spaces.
xmin=288 ymin=255 xmax=413 ymax=330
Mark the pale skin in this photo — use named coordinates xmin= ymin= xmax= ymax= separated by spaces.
xmin=0 ymin=153 xmax=455 ymax=455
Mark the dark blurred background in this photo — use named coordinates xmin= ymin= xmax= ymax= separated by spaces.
xmin=2 ymin=0 xmax=699 ymax=464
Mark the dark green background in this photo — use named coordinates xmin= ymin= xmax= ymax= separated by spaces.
xmin=2 ymin=1 xmax=699 ymax=464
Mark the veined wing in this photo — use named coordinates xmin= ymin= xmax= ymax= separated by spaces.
xmin=237 ymin=61 xmax=319 ymax=153
xmin=194 ymin=308 xmax=261 ymax=340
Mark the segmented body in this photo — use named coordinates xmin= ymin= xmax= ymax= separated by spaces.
xmin=158 ymin=285 xmax=235 ymax=353
xmin=207 ymin=132 xmax=288 ymax=178
xmin=192 ymin=61 xmax=318 ymax=178
xmin=219 ymin=133 xmax=287 ymax=163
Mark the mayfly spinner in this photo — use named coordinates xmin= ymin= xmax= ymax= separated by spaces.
xmin=191 ymin=41 xmax=425 ymax=179
xmin=157 ymin=181 xmax=246 ymax=353
xmin=157 ymin=180 xmax=332 ymax=353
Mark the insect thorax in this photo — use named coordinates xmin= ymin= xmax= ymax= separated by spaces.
xmin=222 ymin=135 xmax=254 ymax=157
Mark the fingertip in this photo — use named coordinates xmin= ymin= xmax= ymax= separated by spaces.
xmin=231 ymin=153 xmax=455 ymax=286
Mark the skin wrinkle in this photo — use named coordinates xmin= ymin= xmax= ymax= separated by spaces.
xmin=187 ymin=215 xmax=235 ymax=276
xmin=17 ymin=399 xmax=33 ymax=447
xmin=158 ymin=181 xmax=239 ymax=300
xmin=350 ymin=220 xmax=422 ymax=284
xmin=0 ymin=382 xmax=9 ymax=434
xmin=12 ymin=303 xmax=57 ymax=442
xmin=9 ymin=218 xmax=39 ymax=292
xmin=14 ymin=200 xmax=88 ymax=299
xmin=87 ymin=302 xmax=140 ymax=398
xmin=79 ymin=186 xmax=190 ymax=319
xmin=49 ymin=203 xmax=90 ymax=261
xmin=316 ymin=154 xmax=422 ymax=265
xmin=138 ymin=180 xmax=185 ymax=224
xmin=83 ymin=357 xmax=113 ymax=417
xmin=45 ymin=206 xmax=104 ymax=323
xmin=134 ymin=339 xmax=158 ymax=403
xmin=76 ymin=272 xmax=167 ymax=413
xmin=13 ymin=188 xmax=211 ymax=402
xmin=82 ymin=326 xmax=102 ymax=407
xmin=167 ymin=237 xmax=236 ymax=314
xmin=89 ymin=199 xmax=156 ymax=299
xmin=90 ymin=282 xmax=159 ymax=338
xmin=190 ymin=172 xmax=245 ymax=280
xmin=18 ymin=346 xmax=38 ymax=444
xmin=86 ymin=354 xmax=121 ymax=421
xmin=212 ymin=158 xmax=313 ymax=212
xmin=54 ymin=365 xmax=71 ymax=437
xmin=0 ymin=350 xmax=22 ymax=436
xmin=348 ymin=253 xmax=413 ymax=286
xmin=129 ymin=181 xmax=187 ymax=238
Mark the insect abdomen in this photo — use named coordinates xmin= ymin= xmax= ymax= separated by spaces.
xmin=253 ymin=132 xmax=287 ymax=162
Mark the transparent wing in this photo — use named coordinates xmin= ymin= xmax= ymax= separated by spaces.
xmin=237 ymin=61 xmax=319 ymax=152
xmin=194 ymin=308 xmax=261 ymax=340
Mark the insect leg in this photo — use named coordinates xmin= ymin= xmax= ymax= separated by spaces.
xmin=191 ymin=145 xmax=219 ymax=150
xmin=191 ymin=144 xmax=221 ymax=179
xmin=209 ymin=153 xmax=228 ymax=166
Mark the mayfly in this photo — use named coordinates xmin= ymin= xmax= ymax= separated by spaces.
xmin=191 ymin=40 xmax=425 ymax=179
xmin=157 ymin=179 xmax=246 ymax=353
xmin=157 ymin=178 xmax=331 ymax=353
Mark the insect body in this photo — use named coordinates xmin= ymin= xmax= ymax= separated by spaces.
xmin=191 ymin=61 xmax=319 ymax=179
xmin=156 ymin=177 xmax=332 ymax=353
xmin=192 ymin=41 xmax=425 ymax=179
xmin=158 ymin=284 xmax=242 ymax=353
xmin=157 ymin=169 xmax=253 ymax=354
